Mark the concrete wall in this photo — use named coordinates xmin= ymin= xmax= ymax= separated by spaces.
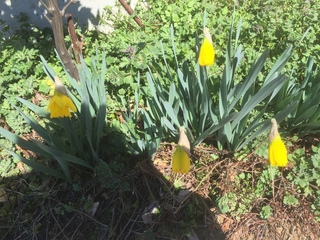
xmin=0 ymin=0 xmax=139 ymax=35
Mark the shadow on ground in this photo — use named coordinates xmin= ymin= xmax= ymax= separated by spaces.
xmin=0 ymin=155 xmax=226 ymax=240
xmin=1 ymin=134 xmax=320 ymax=239
xmin=0 ymin=0 xmax=99 ymax=37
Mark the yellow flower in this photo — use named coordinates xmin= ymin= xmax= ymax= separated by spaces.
xmin=46 ymin=76 xmax=77 ymax=118
xmin=172 ymin=145 xmax=190 ymax=173
xmin=198 ymin=28 xmax=215 ymax=66
xmin=172 ymin=127 xmax=191 ymax=173
xmin=268 ymin=118 xmax=287 ymax=167
xmin=46 ymin=79 xmax=55 ymax=96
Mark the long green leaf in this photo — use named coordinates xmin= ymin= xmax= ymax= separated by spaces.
xmin=229 ymin=49 xmax=269 ymax=112
xmin=6 ymin=150 xmax=67 ymax=181
xmin=162 ymin=101 xmax=180 ymax=128
xmin=33 ymin=140 xmax=93 ymax=169
xmin=232 ymin=75 xmax=286 ymax=126
xmin=17 ymin=97 xmax=49 ymax=118
xmin=293 ymin=105 xmax=319 ymax=125
xmin=14 ymin=105 xmax=50 ymax=142
xmin=0 ymin=127 xmax=52 ymax=158
xmin=237 ymin=102 xmax=297 ymax=150
xmin=265 ymin=45 xmax=293 ymax=84
xmin=196 ymin=112 xmax=237 ymax=146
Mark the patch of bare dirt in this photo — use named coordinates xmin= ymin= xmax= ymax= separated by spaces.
xmin=153 ymin=143 xmax=320 ymax=240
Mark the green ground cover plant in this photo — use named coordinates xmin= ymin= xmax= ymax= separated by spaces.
xmin=0 ymin=0 xmax=320 ymax=238
xmin=0 ymin=14 xmax=58 ymax=177
xmin=82 ymin=0 xmax=320 ymax=98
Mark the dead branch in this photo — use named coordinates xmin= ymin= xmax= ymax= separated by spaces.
xmin=66 ymin=13 xmax=83 ymax=64
xmin=118 ymin=0 xmax=144 ymax=27
xmin=39 ymin=0 xmax=79 ymax=81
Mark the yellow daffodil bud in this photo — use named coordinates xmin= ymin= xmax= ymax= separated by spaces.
xmin=47 ymin=76 xmax=77 ymax=118
xmin=172 ymin=127 xmax=191 ymax=174
xmin=268 ymin=118 xmax=288 ymax=167
xmin=198 ymin=27 xmax=215 ymax=66
xmin=178 ymin=127 xmax=190 ymax=156
xmin=46 ymin=79 xmax=55 ymax=96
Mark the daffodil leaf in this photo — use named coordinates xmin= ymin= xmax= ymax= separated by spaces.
xmin=6 ymin=150 xmax=67 ymax=181
xmin=0 ymin=127 xmax=50 ymax=157
xmin=17 ymin=97 xmax=48 ymax=118
xmin=265 ymin=45 xmax=293 ymax=83
xmin=13 ymin=105 xmax=50 ymax=141
xmin=229 ymin=49 xmax=269 ymax=112
xmin=33 ymin=140 xmax=93 ymax=169
xmin=293 ymin=105 xmax=319 ymax=125
xmin=232 ymin=75 xmax=286 ymax=127
xmin=162 ymin=101 xmax=180 ymax=128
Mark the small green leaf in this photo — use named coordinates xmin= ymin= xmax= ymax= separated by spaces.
xmin=283 ymin=195 xmax=299 ymax=206
xmin=260 ymin=205 xmax=272 ymax=219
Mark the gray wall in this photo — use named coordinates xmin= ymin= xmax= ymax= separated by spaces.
xmin=0 ymin=0 xmax=139 ymax=35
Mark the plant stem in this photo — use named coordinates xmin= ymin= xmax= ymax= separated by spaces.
xmin=39 ymin=0 xmax=79 ymax=81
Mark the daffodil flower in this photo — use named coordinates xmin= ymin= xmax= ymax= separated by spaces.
xmin=198 ymin=27 xmax=215 ymax=66
xmin=268 ymin=118 xmax=287 ymax=167
xmin=172 ymin=127 xmax=191 ymax=173
xmin=46 ymin=79 xmax=55 ymax=96
xmin=47 ymin=76 xmax=77 ymax=118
